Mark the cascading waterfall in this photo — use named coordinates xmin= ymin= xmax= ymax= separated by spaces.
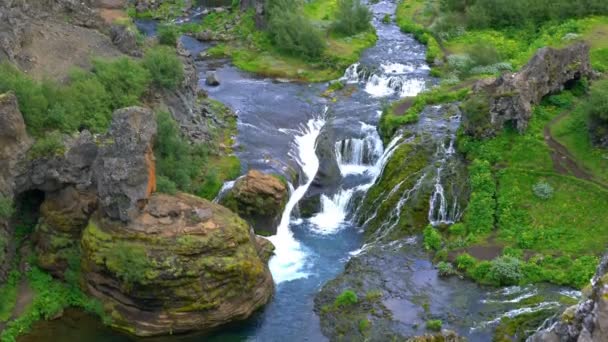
xmin=268 ymin=116 xmax=326 ymax=284
xmin=342 ymin=62 xmax=428 ymax=98
xmin=428 ymin=133 xmax=462 ymax=226
xmin=335 ymin=123 xmax=384 ymax=176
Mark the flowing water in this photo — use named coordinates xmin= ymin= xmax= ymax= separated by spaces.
xmin=22 ymin=1 xmax=579 ymax=341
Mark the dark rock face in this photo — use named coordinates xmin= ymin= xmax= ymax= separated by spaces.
xmin=34 ymin=186 xmax=97 ymax=278
xmin=109 ymin=24 xmax=142 ymax=57
xmin=463 ymin=43 xmax=594 ymax=138
xmin=94 ymin=107 xmax=157 ymax=222
xmin=528 ymin=251 xmax=608 ymax=342
xmin=221 ymin=170 xmax=288 ymax=235
xmin=81 ymin=193 xmax=274 ymax=337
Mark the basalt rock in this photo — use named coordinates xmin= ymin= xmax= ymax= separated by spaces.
xmin=463 ymin=43 xmax=594 ymax=138
xmin=528 ymin=251 xmax=608 ymax=342
xmin=0 ymin=92 xmax=32 ymax=197
xmin=110 ymin=24 xmax=142 ymax=57
xmin=240 ymin=0 xmax=266 ymax=29
xmin=221 ymin=170 xmax=288 ymax=235
xmin=206 ymin=71 xmax=220 ymax=86
xmin=81 ymin=193 xmax=274 ymax=336
xmin=94 ymin=106 xmax=157 ymax=222
xmin=33 ymin=186 xmax=97 ymax=278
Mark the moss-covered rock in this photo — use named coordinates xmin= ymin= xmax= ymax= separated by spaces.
xmin=81 ymin=192 xmax=274 ymax=336
xmin=33 ymin=186 xmax=97 ymax=278
xmin=221 ymin=170 xmax=287 ymax=235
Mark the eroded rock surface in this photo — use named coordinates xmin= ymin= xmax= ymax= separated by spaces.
xmin=81 ymin=193 xmax=274 ymax=336
xmin=222 ymin=170 xmax=288 ymax=235
xmin=463 ymin=43 xmax=594 ymax=138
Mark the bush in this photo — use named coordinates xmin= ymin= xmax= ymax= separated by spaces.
xmin=92 ymin=57 xmax=151 ymax=109
xmin=334 ymin=290 xmax=358 ymax=307
xmin=488 ymin=256 xmax=523 ymax=285
xmin=332 ymin=0 xmax=373 ymax=36
xmin=267 ymin=0 xmax=325 ymax=60
xmin=532 ymin=181 xmax=554 ymax=200
xmin=456 ymin=253 xmax=476 ymax=270
xmin=28 ymin=131 xmax=65 ymax=159
xmin=585 ymin=80 xmax=608 ymax=145
xmin=157 ymin=24 xmax=180 ymax=46
xmin=436 ymin=261 xmax=456 ymax=277
xmin=143 ymin=46 xmax=184 ymax=90
xmin=461 ymin=92 xmax=491 ymax=137
xmin=423 ymin=225 xmax=442 ymax=251
xmin=426 ymin=319 xmax=442 ymax=331
xmin=382 ymin=14 xmax=391 ymax=24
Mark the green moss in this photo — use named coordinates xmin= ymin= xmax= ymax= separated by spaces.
xmin=334 ymin=290 xmax=358 ymax=307
xmin=426 ymin=319 xmax=442 ymax=332
xmin=493 ymin=309 xmax=554 ymax=342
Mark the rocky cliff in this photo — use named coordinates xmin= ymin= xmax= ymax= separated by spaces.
xmin=463 ymin=43 xmax=594 ymax=138
xmin=528 ymin=251 xmax=608 ymax=342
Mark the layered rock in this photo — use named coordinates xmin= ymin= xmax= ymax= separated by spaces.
xmin=221 ymin=170 xmax=288 ymax=235
xmin=81 ymin=193 xmax=274 ymax=336
xmin=463 ymin=43 xmax=594 ymax=138
xmin=528 ymin=251 xmax=608 ymax=342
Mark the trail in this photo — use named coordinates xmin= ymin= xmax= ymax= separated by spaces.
xmin=544 ymin=110 xmax=608 ymax=190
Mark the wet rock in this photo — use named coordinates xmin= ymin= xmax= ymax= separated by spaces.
xmin=206 ymin=71 xmax=220 ymax=86
xmin=221 ymin=170 xmax=288 ymax=235
xmin=528 ymin=250 xmax=608 ymax=342
xmin=463 ymin=43 xmax=594 ymax=138
xmin=81 ymin=193 xmax=274 ymax=336
xmin=94 ymin=107 xmax=157 ymax=222
xmin=110 ymin=24 xmax=142 ymax=57
xmin=33 ymin=186 xmax=97 ymax=278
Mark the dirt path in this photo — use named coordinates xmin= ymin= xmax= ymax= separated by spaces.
xmin=544 ymin=110 xmax=608 ymax=190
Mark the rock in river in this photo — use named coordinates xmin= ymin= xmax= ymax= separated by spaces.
xmin=206 ymin=71 xmax=220 ymax=86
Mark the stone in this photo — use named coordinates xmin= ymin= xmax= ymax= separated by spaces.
xmin=81 ymin=192 xmax=274 ymax=336
xmin=463 ymin=43 xmax=594 ymax=138
xmin=94 ymin=106 xmax=157 ymax=222
xmin=0 ymin=92 xmax=32 ymax=197
xmin=33 ymin=186 xmax=97 ymax=278
xmin=110 ymin=24 xmax=142 ymax=57
xmin=221 ymin=170 xmax=288 ymax=235
xmin=528 ymin=250 xmax=608 ymax=342
xmin=205 ymin=71 xmax=220 ymax=86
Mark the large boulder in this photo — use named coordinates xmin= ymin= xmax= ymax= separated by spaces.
xmin=221 ymin=170 xmax=288 ymax=235
xmin=528 ymin=251 xmax=608 ymax=342
xmin=94 ymin=106 xmax=157 ymax=222
xmin=109 ymin=24 xmax=142 ymax=57
xmin=81 ymin=192 xmax=274 ymax=336
xmin=0 ymin=92 xmax=32 ymax=197
xmin=463 ymin=43 xmax=594 ymax=138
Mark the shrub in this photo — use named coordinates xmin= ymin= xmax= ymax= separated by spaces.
xmin=532 ymin=181 xmax=554 ymax=200
xmin=92 ymin=57 xmax=151 ymax=109
xmin=585 ymin=80 xmax=608 ymax=145
xmin=436 ymin=261 xmax=456 ymax=277
xmin=143 ymin=46 xmax=184 ymax=90
xmin=332 ymin=0 xmax=373 ymax=36
xmin=157 ymin=24 xmax=180 ymax=46
xmin=156 ymin=175 xmax=178 ymax=195
xmin=426 ymin=319 xmax=442 ymax=331
xmin=267 ymin=0 xmax=325 ymax=60
xmin=488 ymin=256 xmax=523 ymax=285
xmin=382 ymin=14 xmax=391 ymax=24
xmin=423 ymin=225 xmax=442 ymax=251
xmin=461 ymin=92 xmax=492 ymax=137
xmin=456 ymin=253 xmax=476 ymax=270
xmin=29 ymin=131 xmax=65 ymax=159
xmin=334 ymin=290 xmax=358 ymax=307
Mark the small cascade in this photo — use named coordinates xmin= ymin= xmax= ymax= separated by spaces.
xmin=428 ymin=135 xmax=462 ymax=226
xmin=212 ymin=179 xmax=237 ymax=203
xmin=309 ymin=189 xmax=355 ymax=234
xmin=268 ymin=115 xmax=326 ymax=284
xmin=341 ymin=62 xmax=427 ymax=98
xmin=335 ymin=123 xmax=384 ymax=176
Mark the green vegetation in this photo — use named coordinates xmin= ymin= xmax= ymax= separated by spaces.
xmin=0 ymin=270 xmax=19 ymax=322
xmin=143 ymin=46 xmax=185 ymax=90
xmin=426 ymin=319 xmax=442 ymax=331
xmin=423 ymin=225 xmax=442 ymax=251
xmin=190 ymin=0 xmax=377 ymax=81
xmin=332 ymin=0 xmax=372 ymax=36
xmin=104 ymin=242 xmax=152 ymax=286
xmin=155 ymin=108 xmax=240 ymax=200
xmin=0 ymin=196 xmax=14 ymax=220
xmin=157 ymin=24 xmax=180 ymax=46
xmin=334 ymin=290 xmax=358 ymax=307
xmin=27 ymin=131 xmax=65 ymax=159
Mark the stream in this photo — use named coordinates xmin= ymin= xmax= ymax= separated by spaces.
xmin=21 ymin=1 xmax=579 ymax=341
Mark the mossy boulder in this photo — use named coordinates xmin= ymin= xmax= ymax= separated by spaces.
xmin=81 ymin=192 xmax=274 ymax=336
xmin=33 ymin=186 xmax=97 ymax=278
xmin=221 ymin=170 xmax=287 ymax=235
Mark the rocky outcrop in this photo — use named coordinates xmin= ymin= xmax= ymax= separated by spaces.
xmin=0 ymin=92 xmax=32 ymax=197
xmin=528 ymin=251 xmax=608 ymax=342
xmin=221 ymin=170 xmax=288 ymax=235
xmin=240 ymin=0 xmax=266 ymax=29
xmin=81 ymin=192 xmax=274 ymax=336
xmin=463 ymin=43 xmax=594 ymax=138
xmin=34 ymin=186 xmax=97 ymax=278
xmin=94 ymin=107 xmax=157 ymax=222
xmin=110 ymin=24 xmax=142 ymax=57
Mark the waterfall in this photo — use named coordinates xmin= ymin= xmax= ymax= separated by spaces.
xmin=428 ymin=135 xmax=462 ymax=226
xmin=335 ymin=123 xmax=384 ymax=176
xmin=341 ymin=62 xmax=427 ymax=98
xmin=268 ymin=116 xmax=326 ymax=284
